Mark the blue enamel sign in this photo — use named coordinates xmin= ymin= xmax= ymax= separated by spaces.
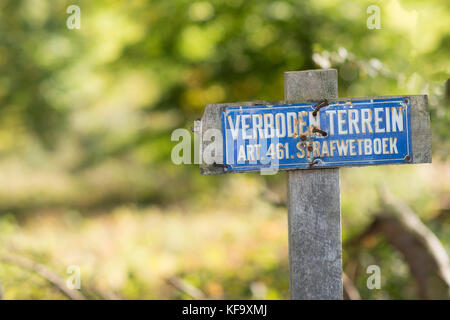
xmin=221 ymin=98 xmax=411 ymax=172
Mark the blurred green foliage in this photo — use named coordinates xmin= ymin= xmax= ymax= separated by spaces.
xmin=0 ymin=0 xmax=448 ymax=299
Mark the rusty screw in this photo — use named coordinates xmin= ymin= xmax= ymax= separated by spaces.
xmin=213 ymin=162 xmax=229 ymax=169
xmin=300 ymin=135 xmax=307 ymax=141
xmin=308 ymin=159 xmax=318 ymax=168
xmin=404 ymin=155 xmax=411 ymax=162
xmin=312 ymin=99 xmax=329 ymax=117
xmin=312 ymin=127 xmax=328 ymax=137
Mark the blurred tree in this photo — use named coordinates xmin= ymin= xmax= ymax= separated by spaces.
xmin=0 ymin=0 xmax=448 ymax=300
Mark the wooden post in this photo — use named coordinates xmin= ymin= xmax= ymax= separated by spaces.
xmin=284 ymin=69 xmax=343 ymax=299
xmin=197 ymin=68 xmax=431 ymax=299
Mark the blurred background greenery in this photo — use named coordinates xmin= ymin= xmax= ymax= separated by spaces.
xmin=0 ymin=0 xmax=448 ymax=299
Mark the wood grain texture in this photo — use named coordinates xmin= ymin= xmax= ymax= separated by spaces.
xmin=285 ymin=69 xmax=343 ymax=300
xmin=409 ymin=95 xmax=431 ymax=163
xmin=287 ymin=168 xmax=342 ymax=299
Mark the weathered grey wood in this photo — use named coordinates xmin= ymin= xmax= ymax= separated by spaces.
xmin=285 ymin=69 xmax=342 ymax=299
xmin=198 ymin=94 xmax=431 ymax=175
xmin=409 ymin=95 xmax=431 ymax=163
xmin=198 ymin=100 xmax=270 ymax=175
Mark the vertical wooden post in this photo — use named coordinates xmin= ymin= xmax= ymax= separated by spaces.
xmin=284 ymin=69 xmax=343 ymax=300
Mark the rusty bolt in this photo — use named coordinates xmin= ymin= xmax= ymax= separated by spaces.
xmin=404 ymin=155 xmax=411 ymax=162
xmin=312 ymin=99 xmax=329 ymax=117
xmin=312 ymin=127 xmax=328 ymax=137
xmin=308 ymin=159 xmax=318 ymax=168
xmin=307 ymin=145 xmax=313 ymax=152
xmin=300 ymin=135 xmax=307 ymax=141
xmin=213 ymin=162 xmax=229 ymax=169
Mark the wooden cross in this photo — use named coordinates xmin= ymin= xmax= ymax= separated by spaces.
xmin=194 ymin=69 xmax=431 ymax=299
